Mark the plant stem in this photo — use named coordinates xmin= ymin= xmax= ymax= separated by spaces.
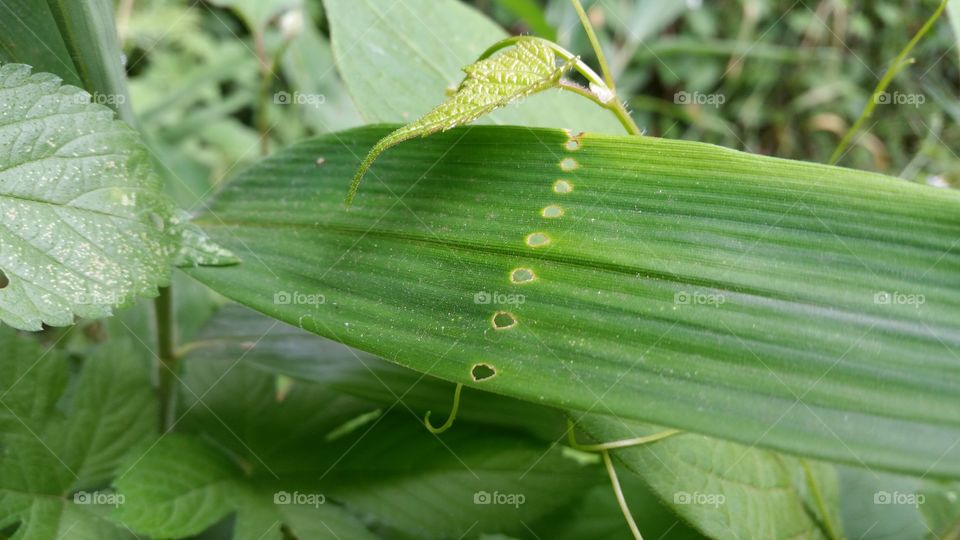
xmin=155 ymin=287 xmax=177 ymax=432
xmin=603 ymin=450 xmax=643 ymax=540
xmin=801 ymin=459 xmax=843 ymax=540
xmin=424 ymin=383 xmax=464 ymax=434
xmin=828 ymin=0 xmax=948 ymax=164
xmin=570 ymin=0 xmax=614 ymax=89
xmin=559 ymin=81 xmax=642 ymax=135
xmin=254 ymin=30 xmax=271 ymax=156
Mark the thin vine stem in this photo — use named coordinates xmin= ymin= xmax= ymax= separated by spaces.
xmin=570 ymin=0 xmax=615 ymax=89
xmin=603 ymin=450 xmax=643 ymax=540
xmin=566 ymin=419 xmax=681 ymax=451
xmin=828 ymin=0 xmax=948 ymax=164
xmin=154 ymin=287 xmax=177 ymax=432
xmin=424 ymin=383 xmax=463 ymax=434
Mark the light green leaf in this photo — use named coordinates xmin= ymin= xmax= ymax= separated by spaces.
xmin=186 ymin=125 xmax=960 ymax=479
xmin=349 ymin=39 xmax=577 ymax=201
xmin=0 ymin=329 xmax=153 ymax=539
xmin=323 ymin=0 xmax=623 ymax=132
xmin=837 ymin=467 xmax=928 ymax=539
xmin=576 ymin=415 xmax=842 ymax=540
xmin=0 ymin=63 xmax=177 ymax=330
xmin=280 ymin=19 xmax=362 ymax=134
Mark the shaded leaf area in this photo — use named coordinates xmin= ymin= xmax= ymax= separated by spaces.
xmin=323 ymin=0 xmax=623 ymax=133
xmin=114 ymin=339 xmax=598 ymax=539
xmin=0 ymin=328 xmax=153 ymax=539
xmin=576 ymin=415 xmax=842 ymax=540
xmin=186 ymin=125 xmax=960 ymax=479
xmin=349 ymin=39 xmax=575 ymax=202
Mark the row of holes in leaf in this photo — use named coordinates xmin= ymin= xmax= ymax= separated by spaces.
xmin=475 ymin=139 xmax=581 ymax=382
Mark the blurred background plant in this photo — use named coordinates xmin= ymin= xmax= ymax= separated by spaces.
xmin=119 ymin=0 xmax=960 ymax=211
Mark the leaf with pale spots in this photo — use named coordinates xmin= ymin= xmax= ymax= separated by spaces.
xmin=0 ymin=63 xmax=232 ymax=330
xmin=347 ymin=40 xmax=575 ymax=203
xmin=189 ymin=125 xmax=960 ymax=480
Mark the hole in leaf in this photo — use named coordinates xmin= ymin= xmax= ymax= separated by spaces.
xmin=553 ymin=180 xmax=573 ymax=194
xmin=560 ymin=157 xmax=579 ymax=171
xmin=510 ymin=268 xmax=536 ymax=284
xmin=526 ymin=232 xmax=550 ymax=247
xmin=542 ymin=205 xmax=564 ymax=218
xmin=565 ymin=139 xmax=581 ymax=151
xmin=492 ymin=311 xmax=517 ymax=330
xmin=0 ymin=269 xmax=8 ymax=289
xmin=471 ymin=363 xmax=497 ymax=381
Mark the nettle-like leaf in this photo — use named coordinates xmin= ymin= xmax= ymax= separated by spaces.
xmin=0 ymin=328 xmax=153 ymax=539
xmin=347 ymin=40 xmax=575 ymax=203
xmin=0 ymin=63 xmax=233 ymax=330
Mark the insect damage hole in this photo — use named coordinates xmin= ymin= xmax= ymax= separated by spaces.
xmin=510 ymin=268 xmax=536 ymax=284
xmin=492 ymin=311 xmax=517 ymax=330
xmin=471 ymin=363 xmax=497 ymax=382
xmin=0 ymin=269 xmax=8 ymax=289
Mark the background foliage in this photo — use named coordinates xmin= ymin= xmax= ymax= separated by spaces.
xmin=0 ymin=0 xmax=959 ymax=539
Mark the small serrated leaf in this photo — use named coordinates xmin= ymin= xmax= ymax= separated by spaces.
xmin=346 ymin=40 xmax=575 ymax=203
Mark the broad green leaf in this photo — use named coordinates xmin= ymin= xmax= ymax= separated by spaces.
xmin=0 ymin=329 xmax=152 ymax=539
xmin=576 ymin=415 xmax=842 ymax=540
xmin=349 ymin=39 xmax=577 ymax=201
xmin=323 ymin=0 xmax=623 ymax=133
xmin=44 ymin=0 xmax=135 ymax=121
xmin=186 ymin=125 xmax=960 ymax=479
xmin=0 ymin=0 xmax=81 ymax=87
